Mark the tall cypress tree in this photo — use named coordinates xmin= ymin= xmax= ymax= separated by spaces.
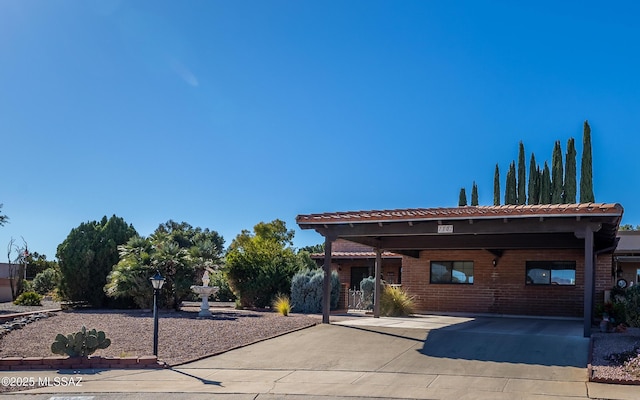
xmin=517 ymin=141 xmax=526 ymax=205
xmin=505 ymin=161 xmax=517 ymax=205
xmin=458 ymin=188 xmax=468 ymax=206
xmin=540 ymin=161 xmax=551 ymax=204
xmin=551 ymin=140 xmax=564 ymax=204
xmin=471 ymin=182 xmax=479 ymax=206
xmin=527 ymin=153 xmax=538 ymax=204
xmin=580 ymin=120 xmax=595 ymax=202
xmin=564 ymin=137 xmax=577 ymax=203
xmin=493 ymin=164 xmax=500 ymax=206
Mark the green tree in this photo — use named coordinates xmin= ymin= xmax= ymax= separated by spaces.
xmin=493 ymin=164 xmax=500 ymax=206
xmin=458 ymin=188 xmax=468 ymax=206
xmin=517 ymin=142 xmax=526 ymax=205
xmin=25 ymin=251 xmax=58 ymax=279
xmin=551 ymin=140 xmax=564 ymax=204
xmin=540 ymin=162 xmax=551 ymax=204
xmin=580 ymin=120 xmax=595 ymax=202
xmin=527 ymin=153 xmax=539 ymax=205
xmin=299 ymin=243 xmax=324 ymax=254
xmin=106 ymin=221 xmax=224 ymax=309
xmin=564 ymin=137 xmax=577 ymax=203
xmin=225 ymin=219 xmax=305 ymax=308
xmin=620 ymin=224 xmax=640 ymax=231
xmin=471 ymin=182 xmax=479 ymax=206
xmin=56 ymin=215 xmax=137 ymax=307
xmin=505 ymin=161 xmax=517 ymax=205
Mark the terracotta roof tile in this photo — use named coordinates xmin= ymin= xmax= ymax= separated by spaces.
xmin=297 ymin=203 xmax=623 ymax=225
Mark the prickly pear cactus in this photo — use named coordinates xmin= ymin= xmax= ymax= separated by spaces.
xmin=50 ymin=326 xmax=111 ymax=357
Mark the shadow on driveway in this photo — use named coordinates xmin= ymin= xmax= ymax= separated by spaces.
xmin=418 ymin=317 xmax=589 ymax=367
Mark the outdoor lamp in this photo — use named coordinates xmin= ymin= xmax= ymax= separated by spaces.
xmin=150 ymin=271 xmax=165 ymax=356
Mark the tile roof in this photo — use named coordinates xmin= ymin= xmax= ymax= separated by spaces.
xmin=310 ymin=251 xmax=401 ymax=259
xmin=297 ymin=203 xmax=623 ymax=225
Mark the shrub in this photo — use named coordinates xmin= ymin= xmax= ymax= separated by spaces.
xmin=209 ymin=269 xmax=237 ymax=302
xmin=624 ymin=285 xmax=640 ymax=327
xmin=273 ymin=294 xmax=291 ymax=316
xmin=360 ymin=277 xmax=375 ymax=309
xmin=13 ymin=291 xmax=42 ymax=306
xmin=32 ymin=268 xmax=59 ymax=295
xmin=50 ymin=326 xmax=111 ymax=357
xmin=381 ymin=285 xmax=415 ymax=317
xmin=290 ymin=269 xmax=340 ymax=313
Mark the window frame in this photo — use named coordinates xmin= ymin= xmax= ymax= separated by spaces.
xmin=430 ymin=261 xmax=474 ymax=284
xmin=525 ymin=261 xmax=576 ymax=286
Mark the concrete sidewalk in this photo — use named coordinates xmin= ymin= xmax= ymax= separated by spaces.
xmin=3 ymin=315 xmax=639 ymax=399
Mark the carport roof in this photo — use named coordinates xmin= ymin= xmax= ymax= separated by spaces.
xmin=296 ymin=203 xmax=623 ymax=256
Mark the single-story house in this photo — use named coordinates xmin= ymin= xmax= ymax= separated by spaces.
xmin=0 ymin=263 xmax=18 ymax=302
xmin=614 ymin=231 xmax=640 ymax=289
xmin=296 ymin=203 xmax=624 ymax=337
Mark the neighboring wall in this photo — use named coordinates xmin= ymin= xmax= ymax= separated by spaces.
xmin=402 ymin=248 xmax=608 ymax=318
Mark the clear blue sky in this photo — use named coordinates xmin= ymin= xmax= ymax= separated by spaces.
xmin=1 ymin=1 xmax=639 ymax=259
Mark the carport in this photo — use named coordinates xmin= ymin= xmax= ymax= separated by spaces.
xmin=296 ymin=203 xmax=623 ymax=337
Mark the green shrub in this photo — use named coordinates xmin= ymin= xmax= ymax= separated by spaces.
xmin=13 ymin=291 xmax=42 ymax=306
xmin=381 ymin=285 xmax=415 ymax=317
xmin=624 ymin=285 xmax=640 ymax=327
xmin=273 ymin=294 xmax=291 ymax=316
xmin=360 ymin=277 xmax=375 ymax=310
xmin=50 ymin=326 xmax=111 ymax=357
xmin=290 ymin=269 xmax=340 ymax=313
xmin=32 ymin=268 xmax=59 ymax=295
xmin=209 ymin=269 xmax=237 ymax=302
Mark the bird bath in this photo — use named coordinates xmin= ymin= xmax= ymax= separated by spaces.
xmin=190 ymin=271 xmax=219 ymax=318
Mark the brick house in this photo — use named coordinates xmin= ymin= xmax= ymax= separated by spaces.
xmin=296 ymin=203 xmax=623 ymax=337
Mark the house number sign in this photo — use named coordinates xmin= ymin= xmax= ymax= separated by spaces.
xmin=437 ymin=225 xmax=454 ymax=234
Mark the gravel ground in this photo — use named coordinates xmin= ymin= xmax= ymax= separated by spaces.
xmin=0 ymin=306 xmax=317 ymax=366
xmin=590 ymin=328 xmax=640 ymax=383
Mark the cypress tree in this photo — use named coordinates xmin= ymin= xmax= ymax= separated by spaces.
xmin=505 ymin=161 xmax=517 ymax=205
xmin=564 ymin=137 xmax=577 ymax=203
xmin=527 ymin=153 xmax=538 ymax=204
xmin=580 ymin=120 xmax=595 ymax=202
xmin=517 ymin=141 xmax=526 ymax=205
xmin=540 ymin=161 xmax=551 ymax=204
xmin=493 ymin=164 xmax=500 ymax=206
xmin=551 ymin=140 xmax=564 ymax=204
xmin=471 ymin=182 xmax=479 ymax=206
xmin=458 ymin=188 xmax=468 ymax=206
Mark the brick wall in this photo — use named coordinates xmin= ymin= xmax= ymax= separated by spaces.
xmin=401 ymin=248 xmax=611 ymax=318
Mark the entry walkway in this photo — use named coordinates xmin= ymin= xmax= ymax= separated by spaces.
xmin=3 ymin=316 xmax=638 ymax=399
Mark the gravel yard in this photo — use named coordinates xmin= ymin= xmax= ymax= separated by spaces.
xmin=0 ymin=306 xmax=317 ymax=366
xmin=590 ymin=328 xmax=640 ymax=384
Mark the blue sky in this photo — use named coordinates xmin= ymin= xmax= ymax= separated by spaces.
xmin=1 ymin=1 xmax=639 ymax=259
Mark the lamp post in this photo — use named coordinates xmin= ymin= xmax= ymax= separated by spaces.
xmin=150 ymin=271 xmax=166 ymax=357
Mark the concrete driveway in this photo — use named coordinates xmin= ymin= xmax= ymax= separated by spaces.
xmin=7 ymin=314 xmax=638 ymax=399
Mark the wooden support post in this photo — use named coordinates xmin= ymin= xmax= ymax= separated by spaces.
xmin=583 ymin=228 xmax=594 ymax=338
xmin=322 ymin=236 xmax=333 ymax=324
xmin=374 ymin=248 xmax=382 ymax=318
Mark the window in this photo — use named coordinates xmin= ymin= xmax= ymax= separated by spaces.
xmin=636 ymin=269 xmax=640 ymax=285
xmin=430 ymin=261 xmax=474 ymax=284
xmin=526 ymin=261 xmax=576 ymax=286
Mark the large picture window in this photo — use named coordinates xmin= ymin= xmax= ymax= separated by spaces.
xmin=526 ymin=261 xmax=576 ymax=285
xmin=430 ymin=261 xmax=474 ymax=284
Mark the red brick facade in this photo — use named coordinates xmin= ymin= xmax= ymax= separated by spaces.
xmin=398 ymin=248 xmax=611 ymax=317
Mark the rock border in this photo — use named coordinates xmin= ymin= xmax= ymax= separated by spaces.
xmin=0 ymin=355 xmax=167 ymax=370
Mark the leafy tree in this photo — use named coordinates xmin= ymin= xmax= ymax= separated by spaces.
xmin=580 ymin=120 xmax=595 ymax=202
xmin=299 ymin=243 xmax=324 ymax=254
xmin=105 ymin=221 xmax=224 ymax=309
xmin=32 ymin=268 xmax=59 ymax=295
xmin=0 ymin=204 xmax=7 ymax=227
xmin=620 ymin=224 xmax=640 ymax=231
xmin=458 ymin=188 xmax=468 ymax=206
xmin=527 ymin=153 xmax=539 ymax=205
xmin=471 ymin=182 xmax=479 ymax=206
xmin=517 ymin=142 xmax=526 ymax=205
xmin=225 ymin=219 xmax=306 ymax=308
xmin=551 ymin=140 xmax=564 ymax=204
xmin=25 ymin=251 xmax=58 ymax=279
xmin=564 ymin=137 xmax=577 ymax=203
xmin=493 ymin=164 xmax=500 ymax=206
xmin=505 ymin=161 xmax=517 ymax=205
xmin=57 ymin=215 xmax=137 ymax=307
xmin=540 ymin=161 xmax=551 ymax=204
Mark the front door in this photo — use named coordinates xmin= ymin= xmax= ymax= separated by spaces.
xmin=350 ymin=266 xmax=370 ymax=290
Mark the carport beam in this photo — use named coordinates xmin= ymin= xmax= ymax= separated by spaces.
xmin=374 ymin=248 xmax=382 ymax=318
xmin=322 ymin=236 xmax=333 ymax=324
xmin=583 ymin=228 xmax=594 ymax=338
